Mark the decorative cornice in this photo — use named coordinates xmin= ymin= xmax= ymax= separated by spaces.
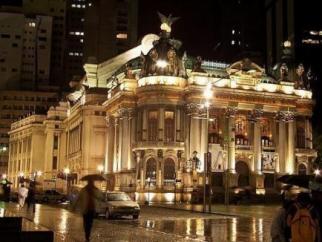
xmin=276 ymin=110 xmax=295 ymax=122
xmin=225 ymin=107 xmax=238 ymax=117
xmin=117 ymin=108 xmax=135 ymax=119
xmin=247 ymin=109 xmax=263 ymax=123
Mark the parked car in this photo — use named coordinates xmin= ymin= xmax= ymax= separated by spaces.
xmin=35 ymin=190 xmax=66 ymax=203
xmin=96 ymin=192 xmax=140 ymax=219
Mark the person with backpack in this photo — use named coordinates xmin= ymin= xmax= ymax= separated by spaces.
xmin=271 ymin=187 xmax=296 ymax=242
xmin=286 ymin=192 xmax=320 ymax=242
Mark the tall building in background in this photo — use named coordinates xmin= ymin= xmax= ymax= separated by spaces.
xmin=84 ymin=0 xmax=138 ymax=63
xmin=265 ymin=0 xmax=322 ymax=129
xmin=23 ymin=0 xmax=66 ymax=86
xmin=213 ymin=0 xmax=265 ymax=64
xmin=0 ymin=12 xmax=52 ymax=89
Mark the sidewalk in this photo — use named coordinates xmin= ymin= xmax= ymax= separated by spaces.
xmin=151 ymin=203 xmax=279 ymax=219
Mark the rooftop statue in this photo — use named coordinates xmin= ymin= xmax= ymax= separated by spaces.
xmin=139 ymin=13 xmax=186 ymax=78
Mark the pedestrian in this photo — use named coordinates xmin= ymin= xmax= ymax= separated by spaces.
xmin=310 ymin=178 xmax=322 ymax=240
xmin=72 ymin=180 xmax=102 ymax=242
xmin=270 ymin=188 xmax=296 ymax=242
xmin=286 ymin=192 xmax=320 ymax=242
xmin=3 ymin=183 xmax=11 ymax=202
xmin=26 ymin=183 xmax=36 ymax=213
xmin=18 ymin=183 xmax=28 ymax=208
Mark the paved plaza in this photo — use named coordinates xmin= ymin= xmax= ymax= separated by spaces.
xmin=0 ymin=202 xmax=278 ymax=242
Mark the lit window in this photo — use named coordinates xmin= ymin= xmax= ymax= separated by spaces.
xmin=80 ymin=39 xmax=83 ymax=43
xmin=310 ymin=30 xmax=318 ymax=35
xmin=231 ymin=40 xmax=235 ymax=45
xmin=232 ymin=29 xmax=235 ymax=34
xmin=82 ymin=4 xmax=86 ymax=8
xmin=81 ymin=18 xmax=85 ymax=22
xmin=88 ymin=3 xmax=92 ymax=6
xmin=69 ymin=31 xmax=75 ymax=35
xmin=319 ymin=31 xmax=322 ymax=36
xmin=116 ymin=33 xmax=128 ymax=39
xmin=69 ymin=52 xmax=74 ymax=56
xmin=71 ymin=4 xmax=76 ymax=7
xmin=75 ymin=31 xmax=80 ymax=35
xmin=77 ymin=4 xmax=81 ymax=8
xmin=28 ymin=22 xmax=36 ymax=27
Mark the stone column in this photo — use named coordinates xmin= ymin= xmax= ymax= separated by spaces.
xmin=142 ymin=109 xmax=147 ymax=141
xmin=305 ymin=118 xmax=312 ymax=149
xmin=186 ymin=104 xmax=201 ymax=164
xmin=176 ymin=109 xmax=181 ymax=142
xmin=287 ymin=118 xmax=295 ymax=174
xmin=226 ymin=107 xmax=237 ymax=172
xmin=278 ymin=120 xmax=286 ymax=173
xmin=158 ymin=107 xmax=164 ymax=142
xmin=113 ymin=118 xmax=119 ymax=172
xmin=252 ymin=109 xmax=263 ymax=173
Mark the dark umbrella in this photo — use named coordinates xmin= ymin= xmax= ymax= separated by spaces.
xmin=80 ymin=174 xmax=106 ymax=182
xmin=277 ymin=174 xmax=314 ymax=188
xmin=22 ymin=178 xmax=41 ymax=185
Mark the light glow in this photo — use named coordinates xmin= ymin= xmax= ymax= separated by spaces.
xmin=63 ymin=168 xmax=70 ymax=175
xmin=156 ymin=60 xmax=168 ymax=68
xmin=97 ymin=165 xmax=104 ymax=172
xmin=314 ymin=169 xmax=320 ymax=176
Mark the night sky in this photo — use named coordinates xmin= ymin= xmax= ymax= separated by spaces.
xmin=138 ymin=0 xmax=266 ymax=62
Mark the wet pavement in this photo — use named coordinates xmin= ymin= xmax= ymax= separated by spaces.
xmin=0 ymin=202 xmax=277 ymax=242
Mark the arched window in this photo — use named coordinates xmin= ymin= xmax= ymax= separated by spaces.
xmin=261 ymin=119 xmax=273 ymax=147
xmin=298 ymin=163 xmax=307 ymax=175
xmin=235 ymin=116 xmax=248 ymax=145
xmin=164 ymin=158 xmax=176 ymax=182
xmin=148 ymin=111 xmax=158 ymax=141
xmin=146 ymin=158 xmax=157 ymax=181
xmin=164 ymin=111 xmax=175 ymax=142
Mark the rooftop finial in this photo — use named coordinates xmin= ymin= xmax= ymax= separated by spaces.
xmin=157 ymin=12 xmax=180 ymax=33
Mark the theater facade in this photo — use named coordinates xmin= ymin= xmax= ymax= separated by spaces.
xmin=8 ymin=17 xmax=316 ymax=202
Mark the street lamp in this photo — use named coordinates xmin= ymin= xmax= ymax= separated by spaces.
xmin=63 ymin=168 xmax=70 ymax=194
xmin=314 ymin=169 xmax=320 ymax=176
xmin=146 ymin=177 xmax=151 ymax=205
xmin=202 ymin=82 xmax=213 ymax=213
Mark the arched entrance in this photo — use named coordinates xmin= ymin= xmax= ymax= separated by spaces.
xmin=146 ymin=158 xmax=157 ymax=185
xmin=298 ymin=163 xmax=307 ymax=175
xmin=236 ymin=161 xmax=250 ymax=187
xmin=164 ymin=158 xmax=176 ymax=184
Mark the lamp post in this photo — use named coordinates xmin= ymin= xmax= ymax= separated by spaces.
xmin=63 ymin=168 xmax=70 ymax=194
xmin=146 ymin=177 xmax=151 ymax=205
xmin=202 ymin=83 xmax=212 ymax=213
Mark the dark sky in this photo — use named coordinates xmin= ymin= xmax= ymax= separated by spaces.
xmin=138 ymin=0 xmax=266 ymax=63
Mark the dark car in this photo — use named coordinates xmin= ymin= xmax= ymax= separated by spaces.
xmin=35 ymin=190 xmax=66 ymax=203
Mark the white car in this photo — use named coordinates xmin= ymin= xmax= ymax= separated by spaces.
xmin=96 ymin=192 xmax=140 ymax=219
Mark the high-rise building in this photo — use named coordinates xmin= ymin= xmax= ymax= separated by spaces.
xmin=0 ymin=89 xmax=60 ymax=174
xmin=0 ymin=12 xmax=52 ymax=89
xmin=265 ymin=0 xmax=322 ymax=129
xmin=23 ymin=0 xmax=67 ymax=86
xmin=84 ymin=0 xmax=138 ymax=63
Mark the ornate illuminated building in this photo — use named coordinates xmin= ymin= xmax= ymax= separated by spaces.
xmin=7 ymin=15 xmax=315 ymax=202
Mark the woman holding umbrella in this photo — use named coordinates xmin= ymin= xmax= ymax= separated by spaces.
xmin=72 ymin=174 xmax=105 ymax=242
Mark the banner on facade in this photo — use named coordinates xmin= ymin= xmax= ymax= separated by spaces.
xmin=262 ymin=152 xmax=278 ymax=171
xmin=209 ymin=144 xmax=225 ymax=172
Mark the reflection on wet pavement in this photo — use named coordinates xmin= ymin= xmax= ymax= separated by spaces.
xmin=1 ymin=202 xmax=273 ymax=242
xmin=136 ymin=216 xmax=270 ymax=242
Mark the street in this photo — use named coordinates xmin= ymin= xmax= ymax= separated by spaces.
xmin=0 ymin=202 xmax=276 ymax=242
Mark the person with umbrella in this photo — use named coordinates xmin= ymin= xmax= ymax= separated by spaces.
xmin=72 ymin=174 xmax=105 ymax=242
xmin=26 ymin=182 xmax=36 ymax=213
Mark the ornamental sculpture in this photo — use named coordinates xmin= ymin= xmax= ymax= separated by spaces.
xmin=140 ymin=12 xmax=186 ymax=78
